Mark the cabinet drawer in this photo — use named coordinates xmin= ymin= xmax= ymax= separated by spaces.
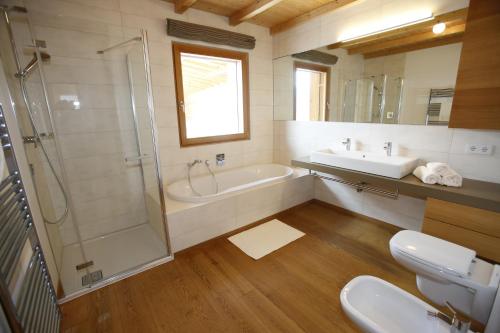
xmin=425 ymin=198 xmax=500 ymax=237
xmin=422 ymin=218 xmax=500 ymax=263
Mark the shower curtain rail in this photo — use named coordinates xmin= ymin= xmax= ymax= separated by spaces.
xmin=97 ymin=36 xmax=142 ymax=54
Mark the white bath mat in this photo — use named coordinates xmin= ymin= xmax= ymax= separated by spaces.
xmin=228 ymin=219 xmax=305 ymax=260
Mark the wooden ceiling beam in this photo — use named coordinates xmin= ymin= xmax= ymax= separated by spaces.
xmin=347 ymin=23 xmax=465 ymax=55
xmin=270 ymin=0 xmax=357 ymax=35
xmin=174 ymin=0 xmax=198 ymax=14
xmin=363 ymin=34 xmax=463 ymax=59
xmin=327 ymin=7 xmax=468 ymax=50
xmin=229 ymin=0 xmax=285 ymax=26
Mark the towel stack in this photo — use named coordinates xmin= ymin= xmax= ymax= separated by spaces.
xmin=412 ymin=162 xmax=462 ymax=187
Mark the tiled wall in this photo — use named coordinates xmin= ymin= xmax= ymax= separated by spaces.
xmin=271 ymin=0 xmax=500 ymax=231
xmin=274 ymin=120 xmax=500 ymax=230
xmin=24 ymin=0 xmax=274 ymax=245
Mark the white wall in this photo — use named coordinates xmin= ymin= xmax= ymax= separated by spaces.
xmin=270 ymin=0 xmax=500 ymax=231
xmin=24 ymin=0 xmax=274 ymax=245
xmin=274 ymin=120 xmax=500 ymax=230
xmin=400 ymin=43 xmax=462 ymax=124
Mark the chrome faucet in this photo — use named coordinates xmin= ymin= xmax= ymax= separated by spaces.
xmin=342 ymin=138 xmax=352 ymax=151
xmin=427 ymin=302 xmax=471 ymax=333
xmin=383 ymin=141 xmax=392 ymax=156
xmin=188 ymin=159 xmax=202 ymax=168
xmin=216 ymin=153 xmax=225 ymax=166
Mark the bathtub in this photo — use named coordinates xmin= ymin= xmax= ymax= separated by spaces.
xmin=167 ymin=164 xmax=294 ymax=203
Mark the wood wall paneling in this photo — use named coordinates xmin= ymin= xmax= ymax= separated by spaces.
xmin=448 ymin=0 xmax=500 ymax=129
xmin=422 ymin=198 xmax=500 ymax=263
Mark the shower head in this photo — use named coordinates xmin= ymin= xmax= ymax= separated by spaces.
xmin=16 ymin=52 xmax=50 ymax=78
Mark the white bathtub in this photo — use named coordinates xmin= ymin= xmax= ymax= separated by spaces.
xmin=167 ymin=164 xmax=294 ymax=203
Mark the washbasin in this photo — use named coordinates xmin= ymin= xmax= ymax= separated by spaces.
xmin=310 ymin=149 xmax=418 ymax=179
xmin=340 ymin=276 xmax=474 ymax=333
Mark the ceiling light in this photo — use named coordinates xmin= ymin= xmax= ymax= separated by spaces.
xmin=432 ymin=22 xmax=446 ymax=34
xmin=338 ymin=11 xmax=434 ymax=42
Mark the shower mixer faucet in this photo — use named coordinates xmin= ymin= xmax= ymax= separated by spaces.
xmin=188 ymin=159 xmax=202 ymax=167
xmin=216 ymin=154 xmax=225 ymax=166
xmin=342 ymin=138 xmax=351 ymax=151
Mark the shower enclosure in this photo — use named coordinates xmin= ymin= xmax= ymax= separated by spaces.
xmin=0 ymin=3 xmax=171 ymax=298
xmin=342 ymin=74 xmax=404 ymax=123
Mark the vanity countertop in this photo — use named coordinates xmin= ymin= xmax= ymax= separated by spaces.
xmin=292 ymin=156 xmax=500 ymax=213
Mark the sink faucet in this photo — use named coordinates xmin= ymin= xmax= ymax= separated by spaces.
xmin=427 ymin=301 xmax=471 ymax=333
xmin=342 ymin=138 xmax=351 ymax=151
xmin=383 ymin=141 xmax=392 ymax=156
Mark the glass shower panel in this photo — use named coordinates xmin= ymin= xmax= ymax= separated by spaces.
xmin=2 ymin=1 xmax=170 ymax=296
xmin=126 ymin=44 xmax=168 ymax=246
xmin=342 ymin=75 xmax=387 ymax=123
xmin=57 ymin=34 xmax=170 ymax=291
xmin=343 ymin=78 xmax=375 ymax=123
xmin=0 ymin=5 xmax=75 ymax=293
xmin=383 ymin=77 xmax=404 ymax=124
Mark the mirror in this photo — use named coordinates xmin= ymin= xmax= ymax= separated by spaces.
xmin=273 ymin=9 xmax=467 ymax=125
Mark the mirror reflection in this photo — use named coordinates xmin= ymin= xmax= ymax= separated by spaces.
xmin=274 ymin=9 xmax=467 ymax=125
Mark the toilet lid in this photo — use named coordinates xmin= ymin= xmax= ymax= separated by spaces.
xmin=390 ymin=230 xmax=476 ymax=277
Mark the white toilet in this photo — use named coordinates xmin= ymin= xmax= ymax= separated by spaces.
xmin=341 ymin=230 xmax=500 ymax=333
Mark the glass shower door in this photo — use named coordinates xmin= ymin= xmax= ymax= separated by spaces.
xmin=2 ymin=4 xmax=171 ymax=297
xmin=66 ymin=31 xmax=170 ymax=292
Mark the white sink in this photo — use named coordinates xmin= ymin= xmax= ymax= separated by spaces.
xmin=340 ymin=275 xmax=474 ymax=333
xmin=310 ymin=149 xmax=418 ymax=179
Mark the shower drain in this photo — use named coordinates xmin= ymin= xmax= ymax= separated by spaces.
xmin=82 ymin=270 xmax=103 ymax=286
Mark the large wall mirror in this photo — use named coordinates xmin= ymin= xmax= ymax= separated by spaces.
xmin=274 ymin=9 xmax=467 ymax=126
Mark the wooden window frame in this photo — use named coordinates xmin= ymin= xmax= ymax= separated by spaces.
xmin=293 ymin=61 xmax=331 ymax=121
xmin=172 ymin=42 xmax=250 ymax=147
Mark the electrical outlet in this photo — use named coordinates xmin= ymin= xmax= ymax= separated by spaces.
xmin=386 ymin=112 xmax=394 ymax=119
xmin=465 ymin=144 xmax=494 ymax=155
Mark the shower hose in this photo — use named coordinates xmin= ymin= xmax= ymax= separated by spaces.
xmin=19 ymin=75 xmax=69 ymax=225
xmin=187 ymin=160 xmax=219 ymax=196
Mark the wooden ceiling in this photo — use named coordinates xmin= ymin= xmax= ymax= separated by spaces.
xmin=168 ymin=0 xmax=357 ymax=35
xmin=327 ymin=8 xmax=468 ymax=58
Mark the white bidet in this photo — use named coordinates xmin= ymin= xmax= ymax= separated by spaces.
xmin=340 ymin=275 xmax=474 ymax=333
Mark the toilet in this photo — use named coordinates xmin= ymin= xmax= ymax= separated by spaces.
xmin=341 ymin=230 xmax=500 ymax=333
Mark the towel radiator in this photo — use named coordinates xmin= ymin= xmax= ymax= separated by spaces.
xmin=0 ymin=104 xmax=61 ymax=332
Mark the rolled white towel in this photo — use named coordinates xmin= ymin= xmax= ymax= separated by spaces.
xmin=426 ymin=162 xmax=450 ymax=176
xmin=438 ymin=168 xmax=463 ymax=187
xmin=413 ymin=166 xmax=440 ymax=185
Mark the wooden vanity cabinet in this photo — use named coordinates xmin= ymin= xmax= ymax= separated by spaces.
xmin=448 ymin=0 xmax=500 ymax=130
xmin=422 ymin=198 xmax=500 ymax=263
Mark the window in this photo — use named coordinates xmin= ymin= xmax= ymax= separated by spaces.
xmin=172 ymin=43 xmax=250 ymax=146
xmin=294 ymin=62 xmax=330 ymax=121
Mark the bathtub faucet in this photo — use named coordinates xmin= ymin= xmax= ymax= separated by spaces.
xmin=187 ymin=159 xmax=219 ymax=197
xmin=188 ymin=159 xmax=203 ymax=168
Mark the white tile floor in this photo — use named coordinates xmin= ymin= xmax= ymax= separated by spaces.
xmin=60 ymin=224 xmax=168 ymax=295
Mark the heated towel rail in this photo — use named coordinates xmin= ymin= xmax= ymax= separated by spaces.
xmin=0 ymin=104 xmax=61 ymax=332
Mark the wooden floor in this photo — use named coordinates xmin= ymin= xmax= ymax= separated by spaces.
xmin=60 ymin=200 xmax=421 ymax=333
